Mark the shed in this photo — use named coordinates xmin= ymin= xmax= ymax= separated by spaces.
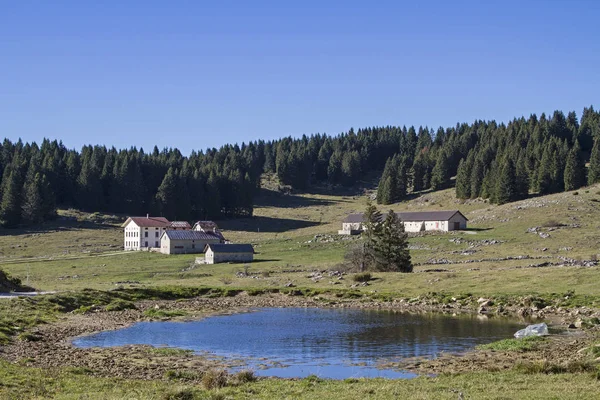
xmin=160 ymin=230 xmax=222 ymax=255
xmin=204 ymin=243 xmax=254 ymax=264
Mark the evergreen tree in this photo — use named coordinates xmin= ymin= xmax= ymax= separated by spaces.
xmin=494 ymin=157 xmax=517 ymax=205
xmin=371 ymin=210 xmax=412 ymax=272
xmin=564 ymin=142 xmax=585 ymax=191
xmin=455 ymin=152 xmax=473 ymax=199
xmin=21 ymin=172 xmax=45 ymax=224
xmin=470 ymin=157 xmax=484 ymax=198
xmin=155 ymin=167 xmax=178 ymax=219
xmin=430 ymin=150 xmax=449 ymax=190
xmin=589 ymin=139 xmax=600 ymax=185
xmin=0 ymin=168 xmax=22 ymax=227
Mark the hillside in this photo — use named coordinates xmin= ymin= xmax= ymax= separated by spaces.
xmin=1 ymin=177 xmax=600 ymax=298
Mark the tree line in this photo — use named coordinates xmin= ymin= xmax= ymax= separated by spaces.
xmin=0 ymin=140 xmax=263 ymax=227
xmin=1 ymin=106 xmax=599 ymax=227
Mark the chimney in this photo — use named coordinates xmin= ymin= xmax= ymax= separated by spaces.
xmin=146 ymin=214 xmax=149 ymax=219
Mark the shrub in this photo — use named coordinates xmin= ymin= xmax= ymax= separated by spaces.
xmin=233 ymin=369 xmax=256 ymax=384
xmin=162 ymin=388 xmax=198 ymax=400
xmin=202 ymin=369 xmax=228 ymax=390
xmin=164 ymin=369 xmax=200 ymax=381
xmin=352 ymin=272 xmax=372 ymax=282
xmin=105 ymin=299 xmax=136 ymax=312
xmin=143 ymin=309 xmax=186 ymax=319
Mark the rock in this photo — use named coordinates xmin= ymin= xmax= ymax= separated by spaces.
xmin=285 ymin=282 xmax=295 ymax=287
xmin=514 ymin=323 xmax=549 ymax=338
xmin=574 ymin=319 xmax=583 ymax=328
xmin=478 ymin=306 xmax=487 ymax=314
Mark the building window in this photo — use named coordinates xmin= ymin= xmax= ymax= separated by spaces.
xmin=155 ymin=241 xmax=158 ymax=247
xmin=155 ymin=231 xmax=159 ymax=237
xmin=145 ymin=241 xmax=148 ymax=247
xmin=145 ymin=232 xmax=148 ymax=238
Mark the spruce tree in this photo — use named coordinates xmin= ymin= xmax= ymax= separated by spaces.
xmin=564 ymin=142 xmax=585 ymax=191
xmin=155 ymin=167 xmax=178 ymax=220
xmin=470 ymin=157 xmax=484 ymax=199
xmin=21 ymin=172 xmax=44 ymax=224
xmin=430 ymin=150 xmax=449 ymax=190
xmin=0 ymin=169 xmax=22 ymax=227
xmin=371 ymin=210 xmax=412 ymax=272
xmin=455 ymin=153 xmax=473 ymax=199
xmin=588 ymin=138 xmax=600 ymax=185
xmin=494 ymin=157 xmax=517 ymax=205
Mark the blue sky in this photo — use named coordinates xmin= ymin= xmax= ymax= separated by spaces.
xmin=1 ymin=1 xmax=599 ymax=154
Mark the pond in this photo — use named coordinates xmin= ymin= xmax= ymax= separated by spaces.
xmin=73 ymin=308 xmax=525 ymax=379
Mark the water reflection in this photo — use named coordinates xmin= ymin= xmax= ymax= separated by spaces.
xmin=73 ymin=308 xmax=524 ymax=379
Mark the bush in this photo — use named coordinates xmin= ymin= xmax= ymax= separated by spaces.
xmin=162 ymin=388 xmax=199 ymax=400
xmin=143 ymin=309 xmax=186 ymax=319
xmin=352 ymin=272 xmax=372 ymax=282
xmin=105 ymin=299 xmax=137 ymax=312
xmin=233 ymin=369 xmax=256 ymax=384
xmin=202 ymin=369 xmax=228 ymax=390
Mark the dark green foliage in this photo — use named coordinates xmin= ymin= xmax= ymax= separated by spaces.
xmin=455 ymin=152 xmax=473 ymax=199
xmin=0 ymin=106 xmax=598 ymax=224
xmin=355 ymin=203 xmax=411 ymax=273
xmin=588 ymin=138 xmax=600 ymax=186
xmin=371 ymin=210 xmax=412 ymax=272
xmin=564 ymin=142 xmax=586 ymax=191
xmin=430 ymin=150 xmax=449 ymax=190
xmin=0 ymin=167 xmax=22 ymax=227
xmin=494 ymin=157 xmax=517 ymax=205
xmin=376 ymin=155 xmax=407 ymax=204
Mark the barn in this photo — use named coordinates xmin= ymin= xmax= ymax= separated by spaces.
xmin=339 ymin=210 xmax=468 ymax=234
xmin=204 ymin=243 xmax=254 ymax=264
xmin=160 ymin=230 xmax=223 ymax=255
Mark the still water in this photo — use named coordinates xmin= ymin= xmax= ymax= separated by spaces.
xmin=73 ymin=308 xmax=524 ymax=379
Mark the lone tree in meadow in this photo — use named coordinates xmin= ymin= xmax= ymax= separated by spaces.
xmin=347 ymin=202 xmax=412 ymax=273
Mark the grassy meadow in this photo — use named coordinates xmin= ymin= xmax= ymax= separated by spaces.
xmin=2 ymin=181 xmax=600 ymax=299
xmin=3 ymin=180 xmax=600 ymax=399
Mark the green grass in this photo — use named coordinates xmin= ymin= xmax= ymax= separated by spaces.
xmin=143 ymin=308 xmax=188 ymax=319
xmin=478 ymin=336 xmax=546 ymax=352
xmin=1 ymin=359 xmax=600 ymax=399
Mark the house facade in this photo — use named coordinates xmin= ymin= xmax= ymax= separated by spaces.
xmin=122 ymin=216 xmax=171 ymax=250
xmin=160 ymin=230 xmax=222 ymax=255
xmin=204 ymin=243 xmax=254 ymax=264
xmin=339 ymin=210 xmax=468 ymax=235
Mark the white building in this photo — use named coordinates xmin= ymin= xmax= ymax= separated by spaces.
xmin=160 ymin=230 xmax=222 ymax=255
xmin=204 ymin=243 xmax=254 ymax=264
xmin=339 ymin=210 xmax=468 ymax=234
xmin=122 ymin=216 xmax=171 ymax=250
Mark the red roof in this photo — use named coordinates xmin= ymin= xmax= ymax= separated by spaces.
xmin=123 ymin=216 xmax=171 ymax=228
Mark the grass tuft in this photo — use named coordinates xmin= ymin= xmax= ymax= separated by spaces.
xmin=478 ymin=336 xmax=546 ymax=352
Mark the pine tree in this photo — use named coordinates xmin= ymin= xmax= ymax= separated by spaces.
xmin=21 ymin=172 xmax=45 ymax=224
xmin=470 ymin=157 xmax=484 ymax=199
xmin=0 ymin=168 xmax=22 ymax=227
xmin=430 ymin=150 xmax=449 ymax=190
xmin=155 ymin=167 xmax=178 ymax=220
xmin=455 ymin=153 xmax=473 ymax=199
xmin=564 ymin=142 xmax=585 ymax=191
xmin=371 ymin=210 xmax=412 ymax=272
xmin=494 ymin=157 xmax=517 ymax=205
xmin=360 ymin=200 xmax=383 ymax=272
xmin=588 ymin=138 xmax=600 ymax=185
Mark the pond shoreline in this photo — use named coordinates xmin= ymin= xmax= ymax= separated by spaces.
xmin=1 ymin=292 xmax=599 ymax=381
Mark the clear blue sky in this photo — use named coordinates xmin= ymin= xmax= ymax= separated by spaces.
xmin=1 ymin=1 xmax=599 ymax=154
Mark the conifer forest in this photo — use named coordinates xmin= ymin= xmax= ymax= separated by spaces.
xmin=1 ymin=106 xmax=599 ymax=228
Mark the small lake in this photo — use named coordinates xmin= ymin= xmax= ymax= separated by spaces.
xmin=73 ymin=308 xmax=524 ymax=379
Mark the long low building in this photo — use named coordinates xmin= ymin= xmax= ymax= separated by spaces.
xmin=204 ymin=243 xmax=254 ymax=264
xmin=339 ymin=210 xmax=468 ymax=234
xmin=160 ymin=230 xmax=223 ymax=254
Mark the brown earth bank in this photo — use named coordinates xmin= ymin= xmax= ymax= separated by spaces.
xmin=1 ymin=292 xmax=599 ymax=381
